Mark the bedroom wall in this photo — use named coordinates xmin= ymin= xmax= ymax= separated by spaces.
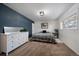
xmin=32 ymin=20 xmax=58 ymax=34
xmin=0 ymin=4 xmax=33 ymax=37
xmin=59 ymin=4 xmax=79 ymax=55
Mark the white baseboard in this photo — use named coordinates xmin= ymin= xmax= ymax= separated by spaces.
xmin=63 ymin=41 xmax=79 ymax=55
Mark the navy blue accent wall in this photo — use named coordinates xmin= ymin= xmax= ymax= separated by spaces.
xmin=0 ymin=4 xmax=33 ymax=37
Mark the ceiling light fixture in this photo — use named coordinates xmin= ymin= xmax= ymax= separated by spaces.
xmin=39 ymin=11 xmax=44 ymax=16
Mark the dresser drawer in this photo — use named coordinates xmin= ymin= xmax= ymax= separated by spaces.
xmin=7 ymin=40 xmax=14 ymax=52
xmin=7 ymin=35 xmax=14 ymax=41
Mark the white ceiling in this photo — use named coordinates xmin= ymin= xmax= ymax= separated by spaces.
xmin=4 ymin=3 xmax=74 ymax=21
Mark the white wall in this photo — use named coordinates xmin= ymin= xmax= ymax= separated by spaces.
xmin=59 ymin=4 xmax=79 ymax=55
xmin=32 ymin=20 xmax=58 ymax=34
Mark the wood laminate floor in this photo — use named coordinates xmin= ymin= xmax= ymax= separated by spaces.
xmin=0 ymin=41 xmax=78 ymax=56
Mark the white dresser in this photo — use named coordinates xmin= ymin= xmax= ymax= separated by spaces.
xmin=0 ymin=32 xmax=28 ymax=55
